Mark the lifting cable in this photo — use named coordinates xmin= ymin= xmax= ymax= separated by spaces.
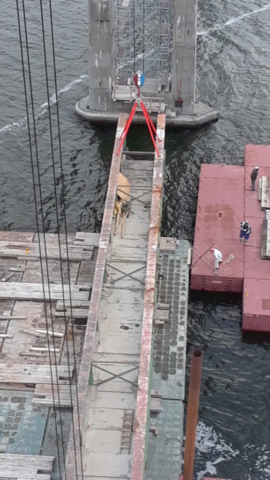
xmin=178 ymin=0 xmax=189 ymax=101
xmin=47 ymin=0 xmax=85 ymax=477
xmin=133 ymin=0 xmax=136 ymax=73
xmin=16 ymin=1 xmax=85 ymax=478
xmin=16 ymin=1 xmax=65 ymax=477
xmin=39 ymin=2 xmax=71 ymax=476
xmin=142 ymin=0 xmax=145 ymax=72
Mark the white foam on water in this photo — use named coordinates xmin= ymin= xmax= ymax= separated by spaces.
xmin=196 ymin=422 xmax=270 ymax=479
xmin=0 ymin=73 xmax=89 ymax=135
xmin=195 ymin=421 xmax=239 ymax=480
xmin=198 ymin=3 xmax=270 ymax=36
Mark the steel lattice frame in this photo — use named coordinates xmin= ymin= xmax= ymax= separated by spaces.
xmin=115 ymin=0 xmax=173 ymax=84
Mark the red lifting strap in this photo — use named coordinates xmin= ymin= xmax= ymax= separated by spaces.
xmin=117 ymin=100 xmax=160 ymax=156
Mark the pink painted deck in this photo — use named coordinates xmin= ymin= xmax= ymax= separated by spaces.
xmin=191 ymin=145 xmax=270 ymax=332
xmin=190 ymin=164 xmax=245 ymax=293
xmin=242 ymin=145 xmax=270 ymax=331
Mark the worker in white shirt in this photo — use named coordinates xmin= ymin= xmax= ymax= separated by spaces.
xmin=210 ymin=248 xmax=222 ymax=271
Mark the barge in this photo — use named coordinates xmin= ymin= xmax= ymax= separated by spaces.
xmin=191 ymin=144 xmax=270 ymax=332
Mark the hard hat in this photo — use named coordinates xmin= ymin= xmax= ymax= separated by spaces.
xmin=255 ymin=166 xmax=259 ymax=169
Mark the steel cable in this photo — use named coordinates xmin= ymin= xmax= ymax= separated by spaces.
xmin=47 ymin=0 xmax=85 ymax=477
xmin=38 ymin=0 xmax=78 ymax=477
xmin=16 ymin=1 xmax=64 ymax=478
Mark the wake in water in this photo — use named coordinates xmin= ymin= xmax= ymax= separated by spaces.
xmin=196 ymin=422 xmax=270 ymax=480
xmin=0 ymin=74 xmax=88 ymax=136
xmin=198 ymin=3 xmax=270 ymax=36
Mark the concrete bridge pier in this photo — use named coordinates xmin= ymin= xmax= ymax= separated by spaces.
xmin=76 ymin=0 xmax=218 ymax=127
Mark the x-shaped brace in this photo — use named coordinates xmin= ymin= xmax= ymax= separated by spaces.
xmin=92 ymin=364 xmax=138 ymax=387
xmin=106 ymin=263 xmax=146 ymax=285
xmin=116 ymin=187 xmax=152 ymax=206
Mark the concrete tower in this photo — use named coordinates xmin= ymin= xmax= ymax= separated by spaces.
xmin=76 ymin=0 xmax=218 ymax=127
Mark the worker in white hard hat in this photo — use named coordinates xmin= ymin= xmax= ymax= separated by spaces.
xmin=251 ymin=166 xmax=259 ymax=191
xmin=210 ymin=248 xmax=222 ymax=271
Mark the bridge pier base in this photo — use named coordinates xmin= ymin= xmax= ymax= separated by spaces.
xmin=77 ymin=0 xmax=218 ymax=128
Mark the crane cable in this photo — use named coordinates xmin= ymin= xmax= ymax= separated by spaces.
xmin=178 ymin=0 xmax=189 ymax=101
xmin=16 ymin=1 xmax=65 ymax=477
xmin=47 ymin=0 xmax=85 ymax=478
xmin=38 ymin=0 xmax=82 ymax=478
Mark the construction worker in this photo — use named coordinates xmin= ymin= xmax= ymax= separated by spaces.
xmin=210 ymin=248 xmax=222 ymax=271
xmin=239 ymin=221 xmax=252 ymax=243
xmin=251 ymin=166 xmax=259 ymax=191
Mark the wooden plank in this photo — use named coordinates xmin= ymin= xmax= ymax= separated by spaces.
xmin=33 ymin=384 xmax=76 ymax=407
xmin=150 ymin=397 xmax=162 ymax=413
xmin=160 ymin=237 xmax=178 ymax=251
xmin=0 ymin=232 xmax=34 ymax=242
xmin=17 ymin=477 xmax=51 ymax=480
xmin=0 ymin=454 xmax=54 ymax=464
xmin=36 ymin=329 xmax=63 ymax=337
xmin=56 ymin=300 xmax=90 ymax=310
xmin=0 ymin=241 xmax=93 ymax=261
xmin=74 ymin=232 xmax=100 ymax=247
xmin=0 ymin=283 xmax=91 ymax=301
xmin=155 ymin=303 xmax=169 ymax=310
xmin=0 ymin=365 xmax=73 ymax=384
xmin=155 ymin=309 xmax=169 ymax=321
xmin=0 ymin=468 xmax=49 ymax=479
xmin=55 ymin=309 xmax=88 ymax=319
xmin=34 ymin=233 xmax=75 ymax=244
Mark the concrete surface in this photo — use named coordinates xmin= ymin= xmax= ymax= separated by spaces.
xmin=65 ymin=114 xmax=166 ymax=480
xmin=76 ymin=97 xmax=218 ymax=127
xmin=147 ymin=240 xmax=190 ymax=480
xmin=78 ymin=0 xmax=218 ymax=126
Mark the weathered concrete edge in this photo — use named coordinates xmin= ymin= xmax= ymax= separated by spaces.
xmin=131 ymin=114 xmax=166 ymax=480
xmin=76 ymin=98 xmax=218 ymax=128
xmin=64 ymin=113 xmax=128 ymax=480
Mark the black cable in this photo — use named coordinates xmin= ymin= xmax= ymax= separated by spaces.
xmin=38 ymin=0 xmax=72 ymax=475
xmin=21 ymin=0 xmax=64 ymax=466
xmin=142 ymin=0 xmax=145 ymax=72
xmin=16 ymin=1 xmax=63 ymax=477
xmin=179 ymin=0 xmax=189 ymax=97
xmin=47 ymin=0 xmax=85 ymax=477
xmin=133 ymin=0 xmax=136 ymax=73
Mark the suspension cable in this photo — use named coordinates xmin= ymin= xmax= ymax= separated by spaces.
xmin=47 ymin=0 xmax=85 ymax=477
xmin=142 ymin=0 xmax=145 ymax=72
xmin=16 ymin=1 xmax=63 ymax=476
xmin=39 ymin=0 xmax=76 ymax=476
xmin=133 ymin=0 xmax=136 ymax=73
xmin=179 ymin=0 xmax=189 ymax=98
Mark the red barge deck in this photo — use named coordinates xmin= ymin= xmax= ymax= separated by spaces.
xmin=191 ymin=144 xmax=270 ymax=332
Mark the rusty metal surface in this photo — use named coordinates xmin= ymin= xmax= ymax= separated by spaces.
xmin=183 ymin=350 xmax=203 ymax=480
xmin=131 ymin=114 xmax=166 ymax=480
xmin=64 ymin=113 xmax=128 ymax=479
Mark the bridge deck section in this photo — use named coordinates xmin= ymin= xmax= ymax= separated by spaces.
xmin=65 ymin=114 xmax=166 ymax=479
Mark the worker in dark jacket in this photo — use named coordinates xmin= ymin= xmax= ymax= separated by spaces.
xmin=239 ymin=221 xmax=252 ymax=243
xmin=251 ymin=166 xmax=259 ymax=191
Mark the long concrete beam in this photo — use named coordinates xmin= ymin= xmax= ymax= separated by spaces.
xmin=64 ymin=113 xmax=128 ymax=480
xmin=131 ymin=114 xmax=166 ymax=479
